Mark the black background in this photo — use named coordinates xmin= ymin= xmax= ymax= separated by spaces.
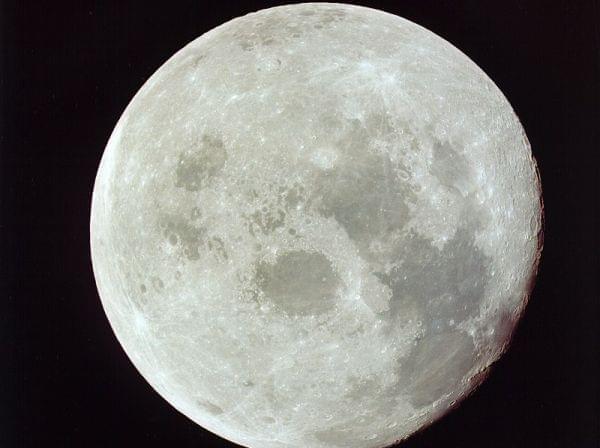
xmin=2 ymin=1 xmax=598 ymax=447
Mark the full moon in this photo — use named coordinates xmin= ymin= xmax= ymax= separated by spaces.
xmin=90 ymin=3 xmax=542 ymax=447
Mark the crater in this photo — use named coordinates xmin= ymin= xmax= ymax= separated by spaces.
xmin=255 ymin=250 xmax=340 ymax=316
xmin=151 ymin=276 xmax=164 ymax=290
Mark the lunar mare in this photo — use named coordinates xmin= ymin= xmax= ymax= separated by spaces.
xmin=90 ymin=4 xmax=542 ymax=448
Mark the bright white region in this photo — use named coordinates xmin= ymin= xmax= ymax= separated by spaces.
xmin=310 ymin=146 xmax=339 ymax=170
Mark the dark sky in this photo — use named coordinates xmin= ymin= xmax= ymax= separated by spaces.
xmin=2 ymin=1 xmax=598 ymax=447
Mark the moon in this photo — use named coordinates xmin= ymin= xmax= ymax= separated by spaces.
xmin=90 ymin=3 xmax=543 ymax=447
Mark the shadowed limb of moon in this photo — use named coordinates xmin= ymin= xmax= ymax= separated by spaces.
xmin=90 ymin=3 xmax=543 ymax=448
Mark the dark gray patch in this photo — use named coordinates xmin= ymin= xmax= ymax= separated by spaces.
xmin=190 ymin=207 xmax=201 ymax=220
xmin=161 ymin=219 xmax=205 ymax=261
xmin=319 ymin=162 xmax=407 ymax=244
xmin=245 ymin=207 xmax=286 ymax=235
xmin=431 ymin=141 xmax=472 ymax=196
xmin=160 ymin=218 xmax=228 ymax=263
xmin=314 ymin=116 xmax=411 ymax=261
xmin=313 ymin=423 xmax=372 ymax=448
xmin=237 ymin=31 xmax=282 ymax=52
xmin=189 ymin=54 xmax=206 ymax=69
xmin=377 ymin=226 xmax=489 ymax=334
xmin=329 ymin=7 xmax=347 ymax=17
xmin=207 ymin=236 xmax=228 ymax=262
xmin=313 ymin=7 xmax=348 ymax=27
xmin=175 ymin=134 xmax=227 ymax=192
xmin=256 ymin=250 xmax=340 ymax=316
xmin=398 ymin=330 xmax=476 ymax=408
xmin=151 ymin=276 xmax=164 ymax=290
xmin=314 ymin=428 xmax=355 ymax=448
xmin=239 ymin=40 xmax=255 ymax=52
xmin=480 ymin=308 xmax=518 ymax=357
xmin=197 ymin=400 xmax=224 ymax=415
xmin=282 ymin=183 xmax=305 ymax=210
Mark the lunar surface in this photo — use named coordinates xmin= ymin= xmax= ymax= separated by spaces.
xmin=90 ymin=3 xmax=543 ymax=448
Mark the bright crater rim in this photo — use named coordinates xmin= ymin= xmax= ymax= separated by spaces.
xmin=90 ymin=3 xmax=543 ymax=448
